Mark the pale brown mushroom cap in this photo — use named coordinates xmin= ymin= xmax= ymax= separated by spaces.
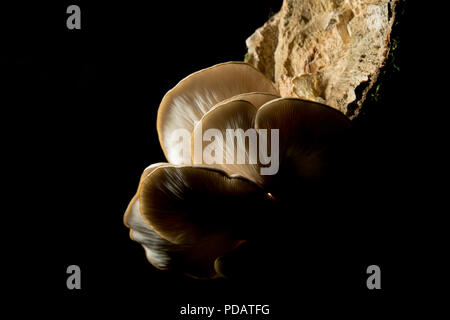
xmin=124 ymin=164 xmax=265 ymax=278
xmin=125 ymin=195 xmax=180 ymax=270
xmin=123 ymin=162 xmax=170 ymax=229
xmin=138 ymin=165 xmax=264 ymax=244
xmin=126 ymin=194 xmax=236 ymax=278
xmin=191 ymin=99 xmax=262 ymax=185
xmin=157 ymin=62 xmax=278 ymax=165
xmin=129 ymin=165 xmax=266 ymax=278
xmin=255 ymin=97 xmax=352 ymax=198
xmin=124 ymin=163 xmax=180 ymax=271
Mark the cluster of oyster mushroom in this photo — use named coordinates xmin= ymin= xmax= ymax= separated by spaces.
xmin=124 ymin=62 xmax=352 ymax=279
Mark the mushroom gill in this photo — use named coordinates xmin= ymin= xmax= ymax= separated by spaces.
xmin=157 ymin=62 xmax=279 ymax=165
xmin=255 ymin=98 xmax=353 ymax=199
xmin=133 ymin=165 xmax=266 ymax=278
xmin=191 ymin=99 xmax=262 ymax=185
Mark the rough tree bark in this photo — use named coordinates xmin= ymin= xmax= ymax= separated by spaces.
xmin=246 ymin=0 xmax=401 ymax=118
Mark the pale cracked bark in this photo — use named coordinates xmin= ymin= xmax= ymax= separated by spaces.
xmin=246 ymin=0 xmax=399 ymax=118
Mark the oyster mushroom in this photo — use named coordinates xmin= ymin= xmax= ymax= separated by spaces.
xmin=191 ymin=99 xmax=262 ymax=185
xmin=125 ymin=62 xmax=353 ymax=279
xmin=191 ymin=97 xmax=352 ymax=190
xmin=157 ymin=62 xmax=279 ymax=165
xmin=255 ymin=98 xmax=352 ymax=199
xmin=124 ymin=164 xmax=265 ymax=278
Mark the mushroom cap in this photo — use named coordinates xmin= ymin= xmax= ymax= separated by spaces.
xmin=125 ymin=163 xmax=266 ymax=278
xmin=125 ymin=195 xmax=180 ymax=270
xmin=138 ymin=165 xmax=264 ymax=244
xmin=124 ymin=163 xmax=179 ymax=271
xmin=126 ymin=194 xmax=240 ymax=278
xmin=255 ymin=97 xmax=352 ymax=199
xmin=157 ymin=62 xmax=279 ymax=165
xmin=191 ymin=99 xmax=262 ymax=185
xmin=123 ymin=162 xmax=170 ymax=229
xmin=131 ymin=165 xmax=267 ymax=278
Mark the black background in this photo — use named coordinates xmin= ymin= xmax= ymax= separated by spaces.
xmin=2 ymin=0 xmax=442 ymax=317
